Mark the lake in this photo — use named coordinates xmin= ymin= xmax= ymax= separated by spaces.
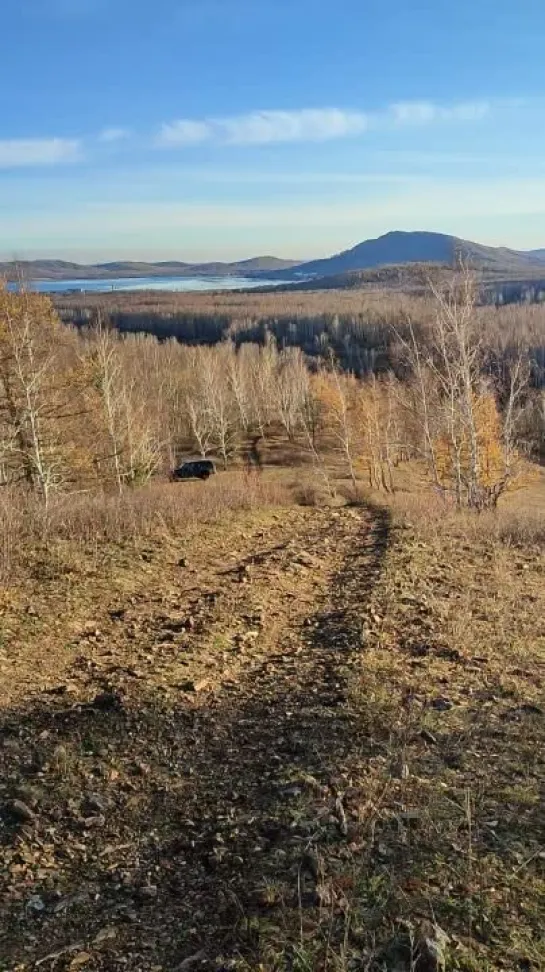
xmin=8 ymin=275 xmax=285 ymax=295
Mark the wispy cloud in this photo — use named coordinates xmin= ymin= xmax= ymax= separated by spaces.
xmin=221 ymin=109 xmax=369 ymax=144
xmin=0 ymin=138 xmax=81 ymax=168
xmin=389 ymin=99 xmax=491 ymax=125
xmin=156 ymin=99 xmax=495 ymax=148
xmin=98 ymin=127 xmax=131 ymax=142
xmin=157 ymin=109 xmax=369 ymax=147
xmin=158 ymin=119 xmax=214 ymax=146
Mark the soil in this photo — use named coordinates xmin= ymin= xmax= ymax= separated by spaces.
xmin=0 ymin=505 xmax=387 ymax=971
xmin=1 ymin=499 xmax=544 ymax=972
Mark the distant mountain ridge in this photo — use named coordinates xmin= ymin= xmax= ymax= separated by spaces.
xmin=0 ymin=255 xmax=299 ymax=282
xmin=270 ymin=231 xmax=545 ymax=280
xmin=3 ymin=232 xmax=545 ymax=284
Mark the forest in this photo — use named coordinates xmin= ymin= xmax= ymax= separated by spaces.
xmin=1 ymin=269 xmax=544 ymax=519
xmin=56 ymin=282 xmax=545 ymax=380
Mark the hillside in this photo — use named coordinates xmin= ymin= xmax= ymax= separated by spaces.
xmin=267 ymin=262 xmax=454 ymax=293
xmin=0 ymin=256 xmax=299 ymax=282
xmin=1 ymin=470 xmax=544 ymax=971
xmin=273 ymin=230 xmax=545 ymax=280
xmin=264 ymin=261 xmax=545 ymax=298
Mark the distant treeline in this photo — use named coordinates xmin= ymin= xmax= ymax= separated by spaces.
xmin=56 ymin=286 xmax=545 ymax=387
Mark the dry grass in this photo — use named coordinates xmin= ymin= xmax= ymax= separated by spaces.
xmin=0 ymin=473 xmax=288 ymax=585
xmin=389 ymin=487 xmax=545 ymax=546
xmin=0 ymin=463 xmax=543 ymax=970
xmin=251 ymin=477 xmax=545 ymax=971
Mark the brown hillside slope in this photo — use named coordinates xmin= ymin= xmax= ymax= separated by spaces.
xmin=0 ymin=480 xmax=543 ymax=971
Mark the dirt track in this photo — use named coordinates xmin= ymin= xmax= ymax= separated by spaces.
xmin=0 ymin=505 xmax=389 ymax=970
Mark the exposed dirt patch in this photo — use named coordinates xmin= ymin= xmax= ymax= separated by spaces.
xmin=1 ymin=499 xmax=544 ymax=972
xmin=0 ymin=504 xmax=385 ymax=970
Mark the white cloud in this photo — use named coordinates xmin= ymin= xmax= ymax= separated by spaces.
xmin=0 ymin=138 xmax=81 ymax=168
xmin=158 ymin=120 xmax=215 ymax=147
xmin=221 ymin=109 xmax=369 ymax=144
xmin=390 ymin=99 xmax=491 ymax=126
xmin=156 ymin=99 xmax=496 ymax=148
xmin=157 ymin=109 xmax=369 ymax=147
xmin=98 ymin=127 xmax=131 ymax=142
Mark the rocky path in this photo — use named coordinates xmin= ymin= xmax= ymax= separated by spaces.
xmin=0 ymin=504 xmax=389 ymax=971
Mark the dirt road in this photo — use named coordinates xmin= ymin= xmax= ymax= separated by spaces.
xmin=0 ymin=505 xmax=388 ymax=970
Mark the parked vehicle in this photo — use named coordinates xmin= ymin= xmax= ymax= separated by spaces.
xmin=170 ymin=459 xmax=216 ymax=482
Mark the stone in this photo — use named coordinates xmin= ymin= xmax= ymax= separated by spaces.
xmin=91 ymin=691 xmax=123 ymax=711
xmin=81 ymin=794 xmax=105 ymax=817
xmin=415 ymin=921 xmax=449 ymax=971
xmin=26 ymin=895 xmax=46 ymax=913
xmin=8 ymin=799 xmax=36 ymax=824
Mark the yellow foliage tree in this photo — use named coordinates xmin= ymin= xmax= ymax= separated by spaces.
xmin=311 ymin=370 xmax=359 ymax=484
xmin=357 ymin=375 xmax=401 ymax=492
xmin=0 ymin=288 xmax=95 ymax=501
xmin=434 ymin=391 xmax=525 ymax=508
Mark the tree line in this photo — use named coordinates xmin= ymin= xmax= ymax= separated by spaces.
xmin=57 ymin=284 xmax=545 ymax=385
xmin=1 ymin=272 xmax=544 ymax=511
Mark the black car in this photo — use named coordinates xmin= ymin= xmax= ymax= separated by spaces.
xmin=171 ymin=459 xmax=216 ymax=481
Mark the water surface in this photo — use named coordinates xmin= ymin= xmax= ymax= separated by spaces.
xmin=8 ymin=275 xmax=285 ymax=295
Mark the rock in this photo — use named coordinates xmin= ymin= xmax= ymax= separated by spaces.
xmin=81 ymin=794 xmax=105 ymax=817
xmin=178 ymin=557 xmax=188 ymax=568
xmin=415 ymin=921 xmax=449 ymax=971
xmin=300 ymin=850 xmax=322 ymax=883
xmin=69 ymin=951 xmax=92 ymax=969
xmin=94 ymin=927 xmax=117 ymax=944
xmin=431 ymin=697 xmax=453 ymax=711
xmin=179 ymin=678 xmax=210 ymax=693
xmin=7 ymin=799 xmax=36 ymax=824
xmin=91 ymin=691 xmax=123 ymax=711
xmin=174 ymin=950 xmax=208 ymax=971
xmin=26 ymin=895 xmax=46 ymax=913
xmin=14 ymin=784 xmax=41 ymax=809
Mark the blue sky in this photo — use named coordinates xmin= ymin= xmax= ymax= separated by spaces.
xmin=2 ymin=0 xmax=545 ymax=260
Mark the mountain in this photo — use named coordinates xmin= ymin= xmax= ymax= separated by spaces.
xmin=3 ymin=234 xmax=545 ymax=286
xmin=0 ymin=256 xmax=299 ymax=282
xmin=275 ymin=231 xmax=545 ymax=280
